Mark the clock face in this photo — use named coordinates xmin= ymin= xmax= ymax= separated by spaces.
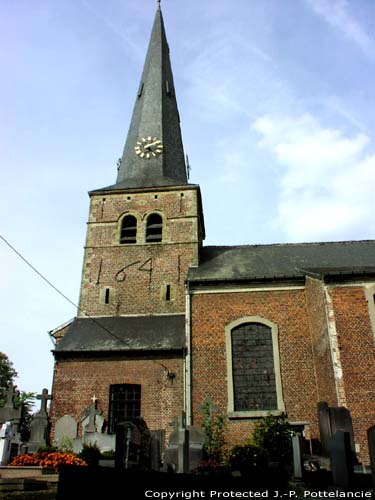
xmin=134 ymin=137 xmax=163 ymax=159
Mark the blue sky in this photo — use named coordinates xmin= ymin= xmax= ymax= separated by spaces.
xmin=0 ymin=0 xmax=374 ymax=402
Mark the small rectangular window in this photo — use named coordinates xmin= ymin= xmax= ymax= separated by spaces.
xmin=104 ymin=288 xmax=110 ymax=304
xmin=166 ymin=284 xmax=171 ymax=302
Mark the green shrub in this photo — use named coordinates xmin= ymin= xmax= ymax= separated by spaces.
xmin=37 ymin=445 xmax=58 ymax=453
xmin=227 ymin=443 xmax=267 ymax=474
xmin=79 ymin=443 xmax=102 ymax=466
xmin=200 ymin=398 xmax=226 ymax=462
xmin=57 ymin=436 xmax=73 ymax=453
xmin=252 ymin=413 xmax=292 ymax=464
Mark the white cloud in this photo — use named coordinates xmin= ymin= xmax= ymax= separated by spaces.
xmin=304 ymin=0 xmax=375 ymax=59
xmin=253 ymin=113 xmax=375 ymax=241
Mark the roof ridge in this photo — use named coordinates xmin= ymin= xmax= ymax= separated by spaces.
xmin=203 ymin=239 xmax=375 ymax=250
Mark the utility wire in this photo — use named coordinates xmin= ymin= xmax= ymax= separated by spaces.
xmin=0 ymin=233 xmax=129 ymax=347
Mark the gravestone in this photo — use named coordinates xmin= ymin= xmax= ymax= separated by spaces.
xmin=163 ymin=413 xmax=204 ymax=473
xmin=54 ymin=415 xmax=78 ymax=447
xmin=367 ymin=425 xmax=375 ymax=488
xmin=178 ymin=413 xmax=189 ymax=473
xmin=0 ymin=384 xmax=21 ymax=424
xmin=115 ymin=421 xmax=142 ymax=469
xmin=292 ymin=434 xmax=304 ymax=479
xmin=28 ymin=388 xmax=52 ymax=453
xmin=317 ymin=402 xmax=356 ymax=458
xmin=0 ymin=421 xmax=21 ymax=465
xmin=81 ymin=396 xmax=104 ymax=436
xmin=150 ymin=430 xmax=164 ymax=471
xmin=0 ymin=422 xmax=13 ymax=465
xmin=78 ymin=398 xmax=114 ymax=452
xmin=330 ymin=431 xmax=354 ymax=490
xmin=84 ymin=397 xmax=98 ymax=434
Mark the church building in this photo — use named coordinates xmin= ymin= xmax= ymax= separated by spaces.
xmin=49 ymin=5 xmax=375 ymax=465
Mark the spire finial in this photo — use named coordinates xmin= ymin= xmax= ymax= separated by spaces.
xmin=157 ymin=0 xmax=161 ymax=10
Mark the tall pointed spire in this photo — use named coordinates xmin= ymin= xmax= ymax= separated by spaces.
xmin=113 ymin=7 xmax=188 ymax=189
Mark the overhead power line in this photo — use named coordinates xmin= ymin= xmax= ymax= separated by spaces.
xmin=0 ymin=232 xmax=129 ymax=347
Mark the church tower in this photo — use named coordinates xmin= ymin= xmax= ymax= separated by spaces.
xmin=50 ymin=5 xmax=204 ymax=443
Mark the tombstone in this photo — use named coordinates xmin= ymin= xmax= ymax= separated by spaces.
xmin=163 ymin=413 xmax=204 ymax=473
xmin=0 ymin=421 xmax=22 ymax=465
xmin=177 ymin=413 xmax=189 ymax=473
xmin=0 ymin=384 xmax=22 ymax=424
xmin=81 ymin=396 xmax=103 ymax=436
xmin=84 ymin=401 xmax=98 ymax=434
xmin=115 ymin=421 xmax=142 ymax=469
xmin=188 ymin=425 xmax=204 ymax=471
xmin=68 ymin=397 xmax=115 ymax=454
xmin=150 ymin=430 xmax=164 ymax=471
xmin=367 ymin=425 xmax=375 ymax=488
xmin=0 ymin=422 xmax=13 ymax=465
xmin=292 ymin=434 xmax=304 ymax=479
xmin=54 ymin=415 xmax=78 ymax=447
xmin=330 ymin=431 xmax=354 ymax=490
xmin=317 ymin=402 xmax=356 ymax=458
xmin=27 ymin=388 xmax=52 ymax=453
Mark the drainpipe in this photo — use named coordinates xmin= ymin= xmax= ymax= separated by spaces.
xmin=184 ymin=282 xmax=192 ymax=426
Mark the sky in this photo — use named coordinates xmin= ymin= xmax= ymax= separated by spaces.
xmin=0 ymin=0 xmax=374 ymax=405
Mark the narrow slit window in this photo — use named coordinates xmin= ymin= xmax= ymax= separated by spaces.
xmin=166 ymin=284 xmax=171 ymax=301
xmin=146 ymin=213 xmax=163 ymax=243
xmin=120 ymin=215 xmax=137 ymax=244
xmin=104 ymin=288 xmax=110 ymax=304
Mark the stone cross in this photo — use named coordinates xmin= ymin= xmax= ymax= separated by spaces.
xmin=36 ymin=388 xmax=52 ymax=416
xmin=3 ymin=384 xmax=18 ymax=409
xmin=85 ymin=399 xmax=97 ymax=434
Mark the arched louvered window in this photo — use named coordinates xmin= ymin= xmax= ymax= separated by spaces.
xmin=120 ymin=215 xmax=137 ymax=244
xmin=146 ymin=213 xmax=163 ymax=243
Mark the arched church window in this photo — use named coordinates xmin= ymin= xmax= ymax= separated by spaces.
xmin=120 ymin=215 xmax=137 ymax=244
xmin=226 ymin=318 xmax=284 ymax=417
xmin=146 ymin=213 xmax=163 ymax=243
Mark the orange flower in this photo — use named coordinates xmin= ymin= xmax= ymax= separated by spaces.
xmin=10 ymin=452 xmax=88 ymax=468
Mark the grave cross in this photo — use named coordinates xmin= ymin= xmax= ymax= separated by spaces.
xmin=86 ymin=399 xmax=97 ymax=434
xmin=36 ymin=388 xmax=52 ymax=415
xmin=3 ymin=384 xmax=18 ymax=409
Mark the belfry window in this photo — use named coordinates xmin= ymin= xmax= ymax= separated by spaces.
xmin=226 ymin=318 xmax=284 ymax=417
xmin=146 ymin=213 xmax=163 ymax=243
xmin=120 ymin=215 xmax=137 ymax=244
xmin=108 ymin=384 xmax=141 ymax=434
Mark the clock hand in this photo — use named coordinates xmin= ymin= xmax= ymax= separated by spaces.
xmin=144 ymin=140 xmax=161 ymax=150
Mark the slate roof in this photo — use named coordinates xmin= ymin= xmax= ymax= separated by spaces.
xmin=54 ymin=315 xmax=185 ymax=353
xmin=99 ymin=7 xmax=188 ymax=191
xmin=187 ymin=240 xmax=375 ymax=283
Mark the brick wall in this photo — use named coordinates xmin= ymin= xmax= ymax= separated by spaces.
xmin=330 ymin=284 xmax=375 ymax=464
xmin=305 ymin=277 xmax=337 ymax=406
xmin=50 ymin=355 xmax=184 ymax=445
xmin=78 ymin=186 xmax=201 ymax=317
xmin=190 ymin=288 xmax=320 ymax=447
xmin=50 ymin=185 xmax=201 ymax=447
